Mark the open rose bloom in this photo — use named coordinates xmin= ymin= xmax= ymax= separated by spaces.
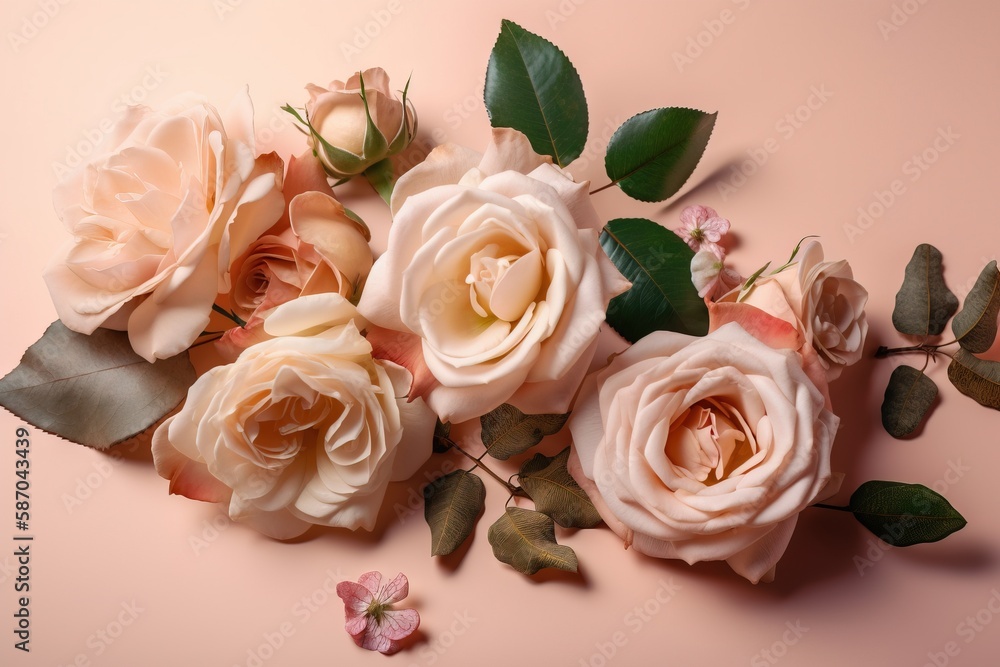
xmin=44 ymin=91 xmax=284 ymax=361
xmin=568 ymin=322 xmax=841 ymax=583
xmin=358 ymin=128 xmax=630 ymax=423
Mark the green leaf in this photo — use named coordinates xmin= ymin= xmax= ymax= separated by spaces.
xmin=487 ymin=507 xmax=578 ymax=574
xmin=518 ymin=448 xmax=601 ymax=528
xmin=892 ymin=244 xmax=959 ymax=336
xmin=849 ymin=481 xmax=967 ymax=547
xmin=432 ymin=420 xmax=452 ymax=454
xmin=880 ymin=365 xmax=938 ymax=438
xmin=738 ymin=261 xmax=772 ymax=301
xmin=363 ymin=158 xmax=395 ymax=206
xmin=484 ymin=19 xmax=588 ymax=167
xmin=600 ymin=218 xmax=709 ymax=342
xmin=0 ymin=321 xmax=196 ymax=450
xmin=423 ymin=470 xmax=486 ymax=556
xmin=952 ymin=260 xmax=1000 ymax=353
xmin=480 ymin=404 xmax=569 ymax=461
xmin=604 ymin=108 xmax=717 ymax=202
xmin=947 ymin=348 xmax=1000 ymax=410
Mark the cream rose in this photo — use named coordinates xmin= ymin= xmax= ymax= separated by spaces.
xmin=44 ymin=91 xmax=284 ymax=361
xmin=152 ymin=293 xmax=435 ymax=538
xmin=722 ymin=241 xmax=868 ymax=381
xmin=568 ymin=322 xmax=840 ymax=583
xmin=357 ymin=128 xmax=630 ymax=423
xmin=305 ymin=68 xmax=416 ymax=178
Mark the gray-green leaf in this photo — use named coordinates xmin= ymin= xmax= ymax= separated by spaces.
xmin=0 ymin=321 xmax=195 ymax=450
xmin=880 ymin=365 xmax=938 ymax=438
xmin=487 ymin=507 xmax=578 ymax=575
xmin=600 ymin=218 xmax=709 ymax=342
xmin=947 ymin=348 xmax=1000 ymax=410
xmin=892 ymin=244 xmax=958 ymax=336
xmin=423 ymin=470 xmax=486 ymax=556
xmin=480 ymin=404 xmax=569 ymax=460
xmin=849 ymin=481 xmax=967 ymax=547
xmin=604 ymin=108 xmax=717 ymax=202
xmin=363 ymin=158 xmax=395 ymax=206
xmin=518 ymin=448 xmax=601 ymax=528
xmin=484 ymin=19 xmax=588 ymax=167
xmin=952 ymin=260 xmax=1000 ymax=353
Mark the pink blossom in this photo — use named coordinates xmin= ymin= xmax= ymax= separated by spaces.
xmin=676 ymin=205 xmax=731 ymax=257
xmin=691 ymin=251 xmax=743 ymax=300
xmin=336 ymin=572 xmax=419 ymax=655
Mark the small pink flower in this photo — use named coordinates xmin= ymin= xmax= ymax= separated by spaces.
xmin=676 ymin=205 xmax=731 ymax=258
xmin=691 ymin=251 xmax=743 ymax=301
xmin=336 ymin=572 xmax=419 ymax=655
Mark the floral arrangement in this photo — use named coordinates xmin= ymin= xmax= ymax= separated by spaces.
xmin=2 ymin=19 xmax=991 ymax=655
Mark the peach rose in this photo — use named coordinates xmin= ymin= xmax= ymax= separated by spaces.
xmin=568 ymin=322 xmax=840 ymax=583
xmin=721 ymin=241 xmax=868 ymax=381
xmin=44 ymin=91 xmax=284 ymax=361
xmin=357 ymin=128 xmax=630 ymax=423
xmin=305 ymin=68 xmax=416 ymax=178
xmin=152 ymin=293 xmax=435 ymax=538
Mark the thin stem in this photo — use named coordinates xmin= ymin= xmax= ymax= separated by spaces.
xmin=812 ymin=503 xmax=852 ymax=512
xmin=589 ymin=181 xmax=617 ymax=195
xmin=212 ymin=303 xmax=247 ymax=328
xmin=875 ymin=340 xmax=958 ymax=359
xmin=443 ymin=438 xmax=528 ymax=497
xmin=189 ymin=334 xmax=224 ymax=349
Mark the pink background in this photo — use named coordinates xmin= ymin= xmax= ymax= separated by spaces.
xmin=2 ymin=0 xmax=999 ymax=665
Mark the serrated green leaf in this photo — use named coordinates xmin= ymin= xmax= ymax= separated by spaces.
xmin=487 ymin=507 xmax=578 ymax=574
xmin=604 ymin=108 xmax=717 ymax=202
xmin=364 ymin=158 xmax=395 ymax=206
xmin=0 ymin=321 xmax=195 ymax=450
xmin=948 ymin=348 xmax=1000 ymax=410
xmin=600 ymin=218 xmax=708 ymax=342
xmin=518 ymin=448 xmax=601 ymax=528
xmin=849 ymin=481 xmax=966 ymax=547
xmin=480 ymin=404 xmax=569 ymax=460
xmin=880 ymin=365 xmax=938 ymax=438
xmin=423 ymin=470 xmax=486 ymax=556
xmin=892 ymin=244 xmax=958 ymax=336
xmin=484 ymin=19 xmax=588 ymax=167
xmin=953 ymin=260 xmax=1000 ymax=353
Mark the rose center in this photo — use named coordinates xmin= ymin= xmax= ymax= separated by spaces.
xmin=464 ymin=243 xmax=543 ymax=322
xmin=664 ymin=399 xmax=756 ymax=484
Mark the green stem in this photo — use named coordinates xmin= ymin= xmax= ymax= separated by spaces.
xmin=589 ymin=181 xmax=617 ymax=195
xmin=812 ymin=503 xmax=852 ymax=512
xmin=444 ymin=438 xmax=527 ymax=497
xmin=875 ymin=340 xmax=957 ymax=359
xmin=212 ymin=304 xmax=247 ymax=328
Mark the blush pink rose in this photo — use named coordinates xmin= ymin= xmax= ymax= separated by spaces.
xmin=357 ymin=128 xmax=630 ymax=423
xmin=43 ymin=91 xmax=284 ymax=361
xmin=568 ymin=322 xmax=840 ymax=583
xmin=152 ymin=293 xmax=435 ymax=538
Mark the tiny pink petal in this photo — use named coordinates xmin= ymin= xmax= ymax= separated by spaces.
xmin=381 ymin=572 xmax=409 ymax=605
xmin=337 ymin=572 xmax=419 ymax=655
xmin=699 ymin=216 xmax=731 ymax=242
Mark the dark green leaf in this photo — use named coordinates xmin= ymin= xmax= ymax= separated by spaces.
xmin=880 ymin=365 xmax=938 ymax=438
xmin=423 ymin=470 xmax=486 ymax=556
xmin=948 ymin=348 xmax=1000 ymax=410
xmin=0 ymin=321 xmax=195 ymax=450
xmin=484 ymin=19 xmax=588 ymax=167
xmin=604 ymin=108 xmax=717 ymax=202
xmin=518 ymin=448 xmax=601 ymax=528
xmin=892 ymin=244 xmax=958 ymax=336
xmin=432 ymin=420 xmax=452 ymax=454
xmin=953 ymin=260 xmax=1000 ymax=353
xmin=849 ymin=481 xmax=966 ymax=547
xmin=600 ymin=218 xmax=708 ymax=342
xmin=487 ymin=507 xmax=578 ymax=574
xmin=363 ymin=158 xmax=395 ymax=206
xmin=480 ymin=404 xmax=569 ymax=461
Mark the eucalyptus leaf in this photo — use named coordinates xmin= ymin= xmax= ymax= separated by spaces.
xmin=604 ymin=108 xmax=717 ymax=202
xmin=423 ymin=470 xmax=486 ymax=556
xmin=880 ymin=365 xmax=938 ymax=438
xmin=892 ymin=244 xmax=958 ymax=336
xmin=947 ymin=348 xmax=1000 ymax=410
xmin=432 ymin=420 xmax=452 ymax=454
xmin=600 ymin=218 xmax=708 ymax=342
xmin=849 ymin=481 xmax=967 ymax=547
xmin=363 ymin=158 xmax=395 ymax=206
xmin=518 ymin=448 xmax=601 ymax=528
xmin=487 ymin=507 xmax=578 ymax=575
xmin=480 ymin=404 xmax=569 ymax=461
xmin=0 ymin=321 xmax=195 ymax=450
xmin=952 ymin=260 xmax=1000 ymax=353
xmin=484 ymin=19 xmax=588 ymax=167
